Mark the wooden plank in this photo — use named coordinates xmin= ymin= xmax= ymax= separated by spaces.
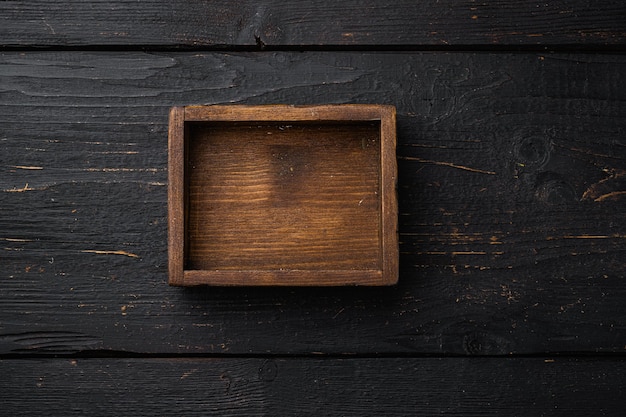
xmin=167 ymin=106 xmax=185 ymax=286
xmin=1 ymin=1 xmax=626 ymax=48
xmin=1 ymin=51 xmax=625 ymax=355
xmin=183 ymin=104 xmax=390 ymax=121
xmin=0 ymin=357 xmax=624 ymax=416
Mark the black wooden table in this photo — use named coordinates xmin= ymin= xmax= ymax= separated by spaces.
xmin=1 ymin=1 xmax=625 ymax=415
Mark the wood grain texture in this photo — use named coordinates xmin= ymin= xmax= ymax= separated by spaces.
xmin=167 ymin=106 xmax=185 ymax=286
xmin=1 ymin=1 xmax=625 ymax=48
xmin=1 ymin=357 xmax=624 ymax=416
xmin=169 ymin=105 xmax=398 ymax=286
xmin=186 ymin=122 xmax=381 ymax=271
xmin=1 ymin=51 xmax=625 ymax=355
xmin=380 ymin=105 xmax=399 ymax=285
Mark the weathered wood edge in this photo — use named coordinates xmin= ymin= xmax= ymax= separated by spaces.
xmin=380 ymin=105 xmax=398 ymax=285
xmin=183 ymin=104 xmax=388 ymax=122
xmin=167 ymin=107 xmax=185 ymax=286
xmin=183 ymin=270 xmax=384 ymax=286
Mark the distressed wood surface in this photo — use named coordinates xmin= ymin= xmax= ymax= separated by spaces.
xmin=1 ymin=1 xmax=626 ymax=48
xmin=1 ymin=51 xmax=624 ymax=355
xmin=1 ymin=357 xmax=624 ymax=416
xmin=2 ymin=1 xmax=625 ymax=413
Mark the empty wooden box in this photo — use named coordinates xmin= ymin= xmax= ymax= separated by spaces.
xmin=168 ymin=105 xmax=398 ymax=286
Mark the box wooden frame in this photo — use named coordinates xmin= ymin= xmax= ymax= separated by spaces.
xmin=168 ymin=105 xmax=397 ymax=286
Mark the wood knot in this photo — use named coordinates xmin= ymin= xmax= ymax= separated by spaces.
xmin=514 ymin=135 xmax=551 ymax=171
xmin=463 ymin=333 xmax=483 ymax=355
xmin=534 ymin=171 xmax=577 ymax=205
xmin=259 ymin=360 xmax=278 ymax=382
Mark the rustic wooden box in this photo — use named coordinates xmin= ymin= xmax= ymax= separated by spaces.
xmin=168 ymin=105 xmax=397 ymax=286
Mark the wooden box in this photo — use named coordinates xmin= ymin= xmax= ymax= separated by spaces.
xmin=168 ymin=105 xmax=398 ymax=286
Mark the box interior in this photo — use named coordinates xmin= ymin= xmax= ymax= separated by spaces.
xmin=184 ymin=121 xmax=382 ymax=271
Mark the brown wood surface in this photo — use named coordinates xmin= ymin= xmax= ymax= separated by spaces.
xmin=187 ymin=122 xmax=381 ymax=270
xmin=170 ymin=105 xmax=398 ymax=286
xmin=167 ymin=106 xmax=186 ymax=286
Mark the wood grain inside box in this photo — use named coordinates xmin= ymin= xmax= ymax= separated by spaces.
xmin=185 ymin=121 xmax=382 ymax=272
